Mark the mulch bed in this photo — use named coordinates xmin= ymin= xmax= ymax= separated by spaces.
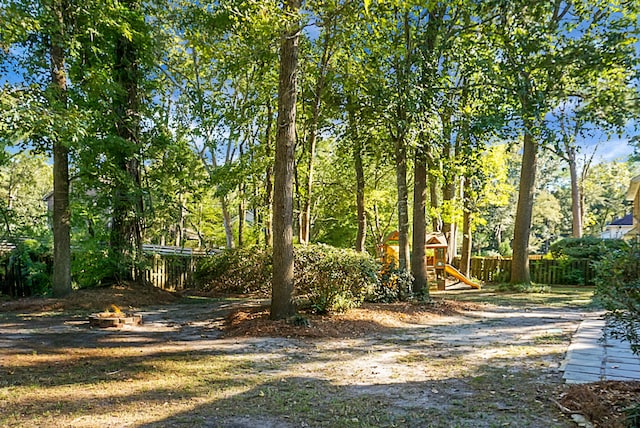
xmin=223 ymin=299 xmax=482 ymax=338
xmin=0 ymin=282 xmax=179 ymax=313
xmin=558 ymin=381 xmax=640 ymax=428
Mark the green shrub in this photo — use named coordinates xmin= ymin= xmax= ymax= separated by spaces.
xmin=369 ymin=263 xmax=413 ymax=303
xmin=547 ymin=237 xmax=629 ymax=286
xmin=550 ymin=237 xmax=629 ymax=260
xmin=194 ymin=244 xmax=380 ymax=313
xmin=294 ymin=244 xmax=379 ymax=313
xmin=194 ymin=247 xmax=272 ymax=294
xmin=72 ymin=242 xmax=115 ymax=288
xmin=594 ymin=244 xmax=640 ymax=355
xmin=7 ymin=239 xmax=52 ymax=296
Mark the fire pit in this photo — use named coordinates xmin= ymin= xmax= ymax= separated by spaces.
xmin=89 ymin=305 xmax=143 ymax=328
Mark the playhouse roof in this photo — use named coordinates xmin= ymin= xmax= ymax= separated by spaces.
xmin=425 ymin=233 xmax=447 ymax=248
xmin=383 ymin=231 xmax=448 ymax=247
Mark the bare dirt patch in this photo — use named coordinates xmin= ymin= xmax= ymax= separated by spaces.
xmin=0 ymin=286 xmax=624 ymax=427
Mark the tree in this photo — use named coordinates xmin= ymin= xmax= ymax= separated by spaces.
xmin=549 ymin=53 xmax=639 ymax=239
xmin=486 ymin=0 xmax=639 ymax=284
xmin=411 ymin=5 xmax=448 ymax=296
xmin=49 ymin=0 xmax=72 ymax=296
xmin=297 ymin=12 xmax=337 ymax=245
xmin=0 ymin=0 xmax=75 ymax=296
xmin=0 ymin=153 xmax=52 ymax=237
xmin=271 ymin=0 xmax=301 ymax=320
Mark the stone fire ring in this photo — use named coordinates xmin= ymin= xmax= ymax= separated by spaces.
xmin=88 ymin=313 xmax=143 ymax=329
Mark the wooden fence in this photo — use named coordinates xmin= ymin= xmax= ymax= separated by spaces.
xmin=0 ymin=255 xmax=30 ymax=297
xmin=464 ymin=256 xmax=595 ymax=285
xmin=0 ymin=245 xmax=219 ymax=297
xmin=142 ymin=254 xmax=198 ymax=290
xmin=140 ymin=245 xmax=218 ymax=291
xmin=0 ymin=245 xmax=51 ymax=298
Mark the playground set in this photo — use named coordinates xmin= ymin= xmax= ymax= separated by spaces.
xmin=380 ymin=231 xmax=481 ymax=290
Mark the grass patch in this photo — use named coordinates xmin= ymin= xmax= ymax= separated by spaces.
xmin=533 ymin=332 xmax=572 ymax=345
xmin=439 ymin=284 xmax=598 ymax=309
xmin=495 ymin=283 xmax=551 ymax=293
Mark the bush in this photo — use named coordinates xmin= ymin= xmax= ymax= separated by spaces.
xmin=194 ymin=244 xmax=380 ymax=313
xmin=369 ymin=263 xmax=413 ymax=303
xmin=5 ymin=239 xmax=52 ymax=296
xmin=295 ymin=244 xmax=379 ymax=313
xmin=71 ymin=242 xmax=116 ymax=288
xmin=594 ymin=244 xmax=640 ymax=355
xmin=194 ymin=247 xmax=272 ymax=294
xmin=550 ymin=237 xmax=629 ymax=260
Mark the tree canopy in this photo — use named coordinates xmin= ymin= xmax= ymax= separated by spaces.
xmin=0 ymin=0 xmax=638 ymax=294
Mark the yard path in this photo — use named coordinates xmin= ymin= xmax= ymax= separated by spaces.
xmin=0 ymin=296 xmax=596 ymax=427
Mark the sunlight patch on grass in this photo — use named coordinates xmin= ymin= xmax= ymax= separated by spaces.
xmin=0 ymin=350 xmax=268 ymax=428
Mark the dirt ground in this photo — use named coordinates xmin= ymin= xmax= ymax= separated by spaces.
xmin=1 ymin=283 xmax=638 ymax=427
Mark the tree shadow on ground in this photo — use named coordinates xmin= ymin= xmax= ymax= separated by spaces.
xmin=137 ymin=370 xmax=569 ymax=428
xmin=1 ymin=297 xmax=583 ymax=427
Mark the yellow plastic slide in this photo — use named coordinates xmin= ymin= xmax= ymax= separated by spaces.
xmin=444 ymin=264 xmax=481 ymax=289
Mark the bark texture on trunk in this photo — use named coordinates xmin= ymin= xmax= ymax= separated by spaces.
xmin=427 ymin=150 xmax=441 ymax=232
xmin=511 ymin=131 xmax=537 ymax=284
xmin=50 ymin=0 xmax=71 ymax=297
xmin=411 ymin=146 xmax=428 ymax=295
xmin=271 ymin=0 xmax=300 ymax=320
xmin=264 ymin=101 xmax=274 ymax=247
xmin=110 ymin=0 xmax=144 ymax=282
xmin=460 ymin=179 xmax=472 ymax=276
xmin=354 ymin=140 xmax=366 ymax=252
xmin=442 ymin=179 xmax=457 ymax=264
xmin=395 ymin=134 xmax=410 ymax=271
xmin=567 ymin=148 xmax=582 ymax=238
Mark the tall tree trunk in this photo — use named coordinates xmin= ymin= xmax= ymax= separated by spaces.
xmin=391 ymin=10 xmax=411 ymax=271
xmin=110 ymin=0 xmax=144 ymax=282
xmin=567 ymin=147 xmax=582 ymax=238
xmin=264 ymin=101 xmax=274 ymax=247
xmin=238 ymin=142 xmax=245 ymax=248
xmin=441 ymin=112 xmax=457 ymax=264
xmin=442 ymin=181 xmax=456 ymax=263
xmin=411 ymin=144 xmax=428 ymax=295
xmin=460 ymin=178 xmax=472 ymax=276
xmin=354 ymin=139 xmax=366 ymax=252
xmin=395 ymin=133 xmax=410 ymax=271
xmin=50 ymin=0 xmax=71 ymax=297
xmin=238 ymin=194 xmax=245 ymax=247
xmin=299 ymin=24 xmax=332 ymax=245
xmin=427 ymin=149 xmax=441 ymax=231
xmin=220 ymin=197 xmax=234 ymax=248
xmin=511 ymin=129 xmax=537 ymax=284
xmin=176 ymin=193 xmax=185 ymax=246
xmin=299 ymin=139 xmax=315 ymax=245
xmin=271 ymin=0 xmax=300 ymax=320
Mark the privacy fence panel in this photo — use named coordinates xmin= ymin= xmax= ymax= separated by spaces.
xmin=465 ymin=257 xmax=595 ymax=285
xmin=143 ymin=254 xmax=197 ymax=290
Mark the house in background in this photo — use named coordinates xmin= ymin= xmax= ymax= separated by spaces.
xmin=624 ymin=174 xmax=640 ymax=240
xmin=601 ymin=213 xmax=633 ymax=239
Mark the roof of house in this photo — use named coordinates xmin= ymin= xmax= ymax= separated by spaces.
xmin=609 ymin=213 xmax=633 ymax=226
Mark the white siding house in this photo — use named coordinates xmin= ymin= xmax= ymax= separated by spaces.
xmin=601 ymin=214 xmax=633 ymax=239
